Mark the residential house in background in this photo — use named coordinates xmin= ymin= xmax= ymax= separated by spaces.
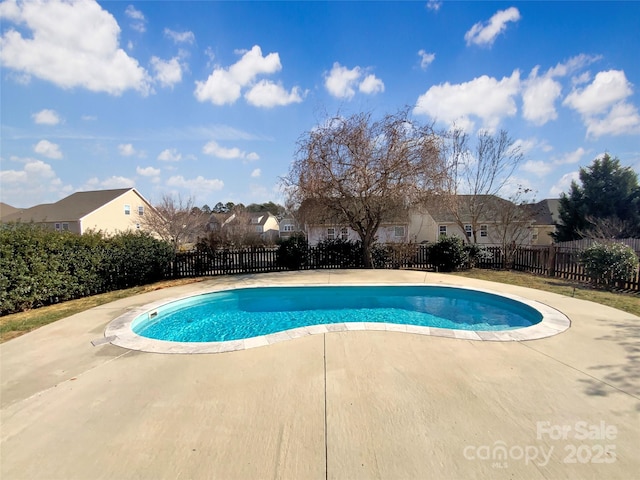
xmin=293 ymin=195 xmax=560 ymax=247
xmin=0 ymin=188 xmax=155 ymax=235
xmin=0 ymin=202 xmax=20 ymax=220
xmin=247 ymin=211 xmax=280 ymax=242
xmin=278 ymin=214 xmax=304 ymax=241
xmin=525 ymin=199 xmax=560 ymax=245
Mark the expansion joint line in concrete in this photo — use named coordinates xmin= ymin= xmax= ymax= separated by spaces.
xmin=323 ymin=333 xmax=328 ymax=480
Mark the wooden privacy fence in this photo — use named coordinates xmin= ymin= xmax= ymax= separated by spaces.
xmin=170 ymin=243 xmax=640 ymax=292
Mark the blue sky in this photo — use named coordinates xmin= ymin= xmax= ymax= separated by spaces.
xmin=1 ymin=0 xmax=639 ymax=209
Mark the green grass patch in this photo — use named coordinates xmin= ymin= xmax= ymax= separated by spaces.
xmin=0 ymin=278 xmax=206 ymax=343
xmin=452 ymin=270 xmax=640 ymax=317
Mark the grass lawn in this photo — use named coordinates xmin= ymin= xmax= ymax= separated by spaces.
xmin=452 ymin=269 xmax=640 ymax=317
xmin=0 ymin=278 xmax=207 ymax=343
xmin=1 ymin=270 xmax=638 ymax=344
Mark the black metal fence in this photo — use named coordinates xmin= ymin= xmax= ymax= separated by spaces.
xmin=170 ymin=243 xmax=640 ymax=292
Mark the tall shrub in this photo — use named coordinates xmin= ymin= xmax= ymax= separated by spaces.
xmin=579 ymin=242 xmax=639 ymax=289
xmin=428 ymin=236 xmax=469 ymax=272
xmin=276 ymin=234 xmax=308 ymax=270
xmin=0 ymin=224 xmax=174 ymax=315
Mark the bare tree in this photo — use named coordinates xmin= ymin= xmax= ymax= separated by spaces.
xmin=283 ymin=109 xmax=445 ymax=268
xmin=489 ymin=187 xmax=537 ymax=267
xmin=139 ymin=194 xmax=208 ymax=252
xmin=441 ymin=129 xmax=524 ymax=243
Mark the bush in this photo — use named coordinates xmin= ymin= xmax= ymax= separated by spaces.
xmin=579 ymin=242 xmax=639 ymax=290
xmin=428 ymin=236 xmax=469 ymax=272
xmin=276 ymin=234 xmax=309 ymax=270
xmin=0 ymin=224 xmax=173 ymax=315
xmin=312 ymin=238 xmax=363 ymax=268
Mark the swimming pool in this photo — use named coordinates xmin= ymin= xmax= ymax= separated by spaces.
xmin=105 ymin=281 xmax=571 ymax=353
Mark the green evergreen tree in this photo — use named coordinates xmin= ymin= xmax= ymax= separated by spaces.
xmin=555 ymin=154 xmax=640 ymax=241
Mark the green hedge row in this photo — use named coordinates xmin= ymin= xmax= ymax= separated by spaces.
xmin=0 ymin=223 xmax=174 ymax=315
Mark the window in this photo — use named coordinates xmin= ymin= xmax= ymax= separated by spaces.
xmin=394 ymin=226 xmax=405 ymax=237
xmin=55 ymin=223 xmax=61 ymax=231
xmin=124 ymin=204 xmax=131 ymax=215
xmin=283 ymin=224 xmax=294 ymax=232
xmin=136 ymin=223 xmax=140 ymax=230
xmin=464 ymin=225 xmax=472 ymax=237
xmin=340 ymin=227 xmax=348 ymax=240
xmin=62 ymin=223 xmax=69 ymax=231
xmin=327 ymin=227 xmax=335 ymax=241
xmin=439 ymin=225 xmax=447 ymax=237
xmin=255 ymin=226 xmax=262 ymax=233
xmin=138 ymin=206 xmax=144 ymax=216
xmin=480 ymin=225 xmax=488 ymax=238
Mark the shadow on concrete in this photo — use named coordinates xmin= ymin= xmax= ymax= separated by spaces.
xmin=579 ymin=318 xmax=640 ymax=409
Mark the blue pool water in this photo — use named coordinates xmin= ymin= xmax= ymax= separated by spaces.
xmin=132 ymin=285 xmax=542 ymax=342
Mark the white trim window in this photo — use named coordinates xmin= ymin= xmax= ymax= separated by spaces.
xmin=340 ymin=227 xmax=348 ymax=240
xmin=480 ymin=225 xmax=488 ymax=238
xmin=62 ymin=223 xmax=69 ymax=231
xmin=464 ymin=224 xmax=472 ymax=238
xmin=124 ymin=204 xmax=131 ymax=215
xmin=439 ymin=225 xmax=447 ymax=237
xmin=138 ymin=206 xmax=144 ymax=216
xmin=55 ymin=223 xmax=61 ymax=231
xmin=394 ymin=226 xmax=405 ymax=237
xmin=327 ymin=227 xmax=335 ymax=241
xmin=283 ymin=224 xmax=294 ymax=232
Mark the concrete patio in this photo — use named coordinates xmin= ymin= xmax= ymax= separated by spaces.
xmin=1 ymin=270 xmax=639 ymax=479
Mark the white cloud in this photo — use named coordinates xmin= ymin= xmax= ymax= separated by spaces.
xmin=325 ymin=63 xmax=361 ymax=99
xmin=550 ymin=171 xmax=580 ymax=197
xmin=82 ymin=114 xmax=97 ymax=121
xmin=563 ymin=70 xmax=633 ymax=116
xmin=151 ymin=56 xmax=183 ymax=88
xmin=164 ymin=28 xmax=195 ymax=44
xmin=556 ymin=147 xmax=587 ymax=165
xmin=136 ymin=166 xmax=161 ymax=177
xmin=465 ymin=7 xmax=521 ymax=47
xmin=324 ymin=63 xmax=384 ymax=99
xmin=34 ymin=139 xmax=62 ymax=159
xmin=563 ymin=70 xmax=640 ymax=138
xmin=426 ymin=1 xmax=442 ymax=12
xmin=32 ymin=109 xmax=61 ymax=125
xmin=104 ymin=176 xmax=136 ymax=188
xmin=521 ymin=160 xmax=553 ymax=177
xmin=166 ymin=175 xmax=224 ymax=192
xmin=522 ymin=67 xmax=562 ymax=125
xmin=547 ymin=53 xmax=602 ymax=78
xmin=0 ymin=158 xmax=71 ymax=206
xmin=244 ymin=80 xmax=304 ymax=107
xmin=124 ymin=5 xmax=145 ymax=33
xmin=83 ymin=176 xmax=135 ymax=190
xmin=584 ymin=102 xmax=640 ymax=138
xmin=157 ymin=148 xmax=182 ymax=162
xmin=118 ymin=143 xmax=136 ymax=156
xmin=203 ymin=140 xmax=259 ymax=161
xmin=414 ymin=70 xmax=520 ymax=131
xmin=195 ymin=45 xmax=293 ymax=106
xmin=0 ymin=0 xmax=151 ymax=95
xmin=251 ymin=168 xmax=261 ymax=178
xmin=359 ymin=74 xmax=385 ymax=95
xmin=418 ymin=50 xmax=435 ymax=70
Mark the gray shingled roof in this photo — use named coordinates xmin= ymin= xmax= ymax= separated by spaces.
xmin=0 ymin=202 xmax=20 ymax=220
xmin=1 ymin=188 xmax=133 ymax=223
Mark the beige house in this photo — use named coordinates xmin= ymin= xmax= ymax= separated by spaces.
xmin=409 ymin=196 xmax=559 ymax=246
xmin=1 ymin=188 xmax=156 ymax=236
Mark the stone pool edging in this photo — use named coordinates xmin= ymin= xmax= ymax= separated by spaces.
xmin=105 ymin=282 xmax=571 ymax=354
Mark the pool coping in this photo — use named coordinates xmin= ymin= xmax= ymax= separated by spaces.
xmin=105 ymin=282 xmax=571 ymax=354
